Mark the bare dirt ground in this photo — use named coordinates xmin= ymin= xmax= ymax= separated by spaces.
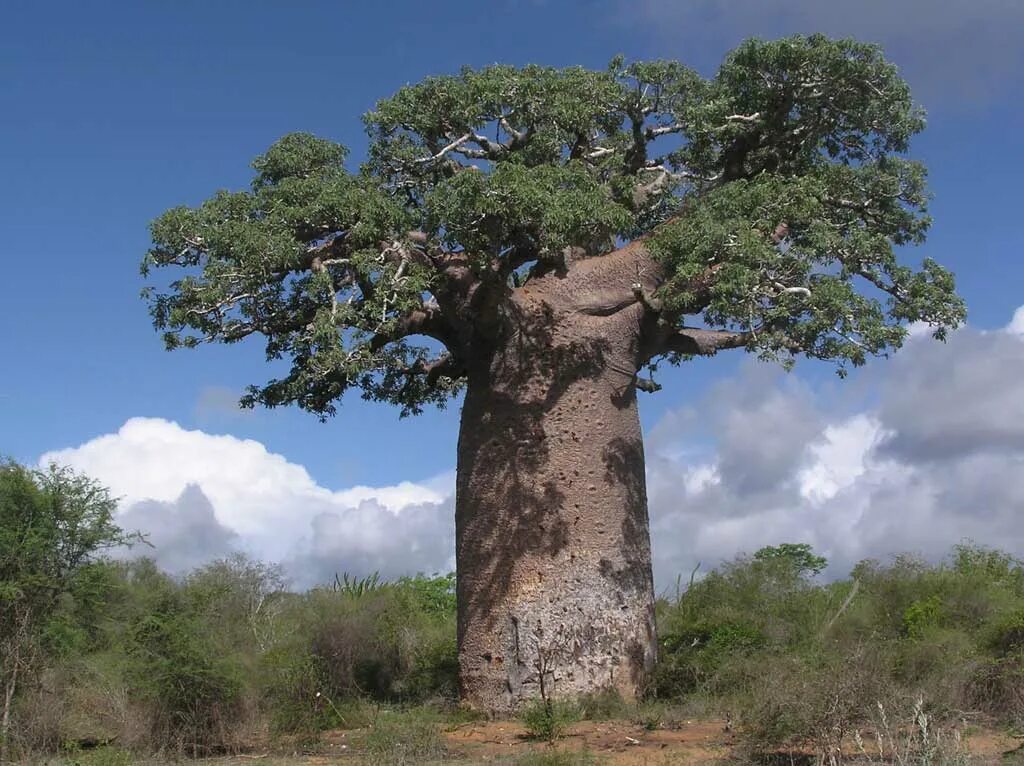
xmin=439 ymin=718 xmax=730 ymax=764
xmin=191 ymin=718 xmax=1024 ymax=765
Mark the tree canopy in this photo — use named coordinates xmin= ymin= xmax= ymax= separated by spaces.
xmin=143 ymin=35 xmax=965 ymax=417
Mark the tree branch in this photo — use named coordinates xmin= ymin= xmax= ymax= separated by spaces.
xmin=369 ymin=302 xmax=449 ymax=352
xmin=659 ymin=327 xmax=752 ymax=357
xmin=402 ymin=353 xmax=465 ymax=387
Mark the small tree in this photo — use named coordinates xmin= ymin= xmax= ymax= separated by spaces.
xmin=754 ymin=543 xmax=828 ymax=577
xmin=142 ymin=36 xmax=965 ymax=710
xmin=0 ymin=461 xmax=137 ymax=760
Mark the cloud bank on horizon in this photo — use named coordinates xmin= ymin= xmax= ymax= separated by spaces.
xmin=42 ymin=308 xmax=1024 ymax=589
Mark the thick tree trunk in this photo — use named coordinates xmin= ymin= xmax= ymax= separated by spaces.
xmin=455 ymin=267 xmax=657 ymax=712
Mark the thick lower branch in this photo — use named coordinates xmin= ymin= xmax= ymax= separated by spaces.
xmin=369 ymin=303 xmax=451 ymax=352
xmin=652 ymin=327 xmax=752 ymax=359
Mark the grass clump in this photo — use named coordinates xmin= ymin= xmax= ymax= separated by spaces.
xmin=362 ymin=708 xmax=446 ymax=766
xmin=520 ymin=698 xmax=580 ymax=743
xmin=577 ymin=688 xmax=628 ymax=721
xmin=60 ymin=745 xmax=135 ymax=766
xmin=510 ymin=749 xmax=603 ymax=766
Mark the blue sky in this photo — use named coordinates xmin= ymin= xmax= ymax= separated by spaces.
xmin=3 ymin=1 xmax=1024 ymax=583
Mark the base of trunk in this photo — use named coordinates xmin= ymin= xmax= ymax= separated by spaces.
xmin=458 ymin=562 xmax=657 ymax=710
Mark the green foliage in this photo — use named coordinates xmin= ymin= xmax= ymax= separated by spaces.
xmin=60 ymin=744 xmax=134 ymax=766
xmin=123 ymin=576 xmax=244 ymax=755
xmin=736 ymin=648 xmax=892 ymax=760
xmin=396 ymin=572 xmax=457 ymax=616
xmin=304 ymin=575 xmax=458 ymax=703
xmin=144 ymin=35 xmax=964 ymax=418
xmin=654 ymin=541 xmax=1024 ymax=756
xmin=0 ymin=460 xmax=138 ymax=761
xmin=334 ymin=571 xmax=384 ymax=596
xmin=903 ymin=594 xmax=944 ymax=639
xmin=260 ymin=646 xmax=336 ymax=738
xmin=519 ymin=698 xmax=580 ymax=742
xmin=654 ymin=543 xmax=829 ymax=698
xmin=0 ymin=461 xmax=135 ymax=620
xmin=753 ymin=542 xmax=828 ymax=576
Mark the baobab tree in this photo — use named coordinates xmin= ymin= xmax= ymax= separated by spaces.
xmin=142 ymin=35 xmax=965 ymax=711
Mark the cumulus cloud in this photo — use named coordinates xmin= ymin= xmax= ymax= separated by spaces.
xmin=41 ymin=418 xmax=454 ymax=587
xmin=295 ymin=497 xmax=456 ymax=586
xmin=117 ymin=484 xmax=239 ymax=575
xmin=1008 ymin=306 xmax=1024 ymax=336
xmin=615 ymin=0 xmax=1024 ymax=107
xmin=645 ymin=307 xmax=1024 ymax=587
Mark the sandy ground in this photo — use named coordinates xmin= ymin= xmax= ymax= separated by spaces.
xmin=187 ymin=717 xmax=1024 ymax=765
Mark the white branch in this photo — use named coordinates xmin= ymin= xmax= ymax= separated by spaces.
xmin=774 ymin=282 xmax=812 ymax=298
xmin=725 ymin=112 xmax=762 ymax=123
xmin=646 ymin=123 xmax=684 ymax=139
xmin=417 ymin=133 xmax=473 ymax=164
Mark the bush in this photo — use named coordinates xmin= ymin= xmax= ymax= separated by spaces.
xmin=16 ymin=540 xmax=1024 ymax=760
xmin=62 ymin=744 xmax=135 ymax=766
xmin=736 ymin=647 xmax=894 ymax=760
xmin=260 ymin=645 xmax=336 ymax=740
xmin=520 ymin=698 xmax=580 ymax=743
xmin=124 ymin=584 xmax=244 ymax=755
xmin=304 ymin=575 xmax=457 ymax=703
xmin=852 ymin=697 xmax=971 ymax=766
xmin=577 ymin=688 xmax=628 ymax=721
xmin=965 ymin=655 xmax=1024 ymax=726
xmin=903 ymin=595 xmax=944 ymax=639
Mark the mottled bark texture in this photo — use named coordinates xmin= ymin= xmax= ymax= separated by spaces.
xmin=455 ymin=249 xmax=661 ymax=712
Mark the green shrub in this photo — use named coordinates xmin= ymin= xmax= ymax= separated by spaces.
xmin=736 ymin=647 xmax=893 ymax=760
xmin=903 ymin=594 xmax=944 ymax=639
xmin=965 ymin=655 xmax=1024 ymax=726
xmin=577 ymin=688 xmax=628 ymax=721
xmin=124 ymin=596 xmax=243 ymax=754
xmin=61 ymin=744 xmax=134 ymax=766
xmin=260 ymin=645 xmax=336 ymax=739
xmin=631 ymin=701 xmax=670 ymax=731
xmin=986 ymin=609 xmax=1024 ymax=655
xmin=520 ymin=698 xmax=580 ymax=743
xmin=19 ymin=540 xmax=1024 ymax=760
xmin=302 ymin=575 xmax=457 ymax=704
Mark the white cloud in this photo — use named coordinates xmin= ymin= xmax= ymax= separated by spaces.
xmin=905 ymin=321 xmax=935 ymax=339
xmin=1007 ymin=305 xmax=1024 ymax=336
xmin=41 ymin=418 xmax=453 ymax=585
xmin=116 ymin=484 xmax=240 ymax=575
xmin=798 ymin=415 xmax=886 ymax=504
